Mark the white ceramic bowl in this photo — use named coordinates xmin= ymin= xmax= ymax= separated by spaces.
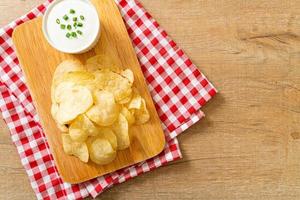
xmin=42 ymin=0 xmax=101 ymax=54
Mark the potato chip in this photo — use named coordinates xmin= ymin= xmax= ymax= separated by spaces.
xmin=88 ymin=138 xmax=116 ymax=165
xmin=92 ymin=70 xmax=132 ymax=102
xmin=52 ymin=60 xmax=85 ymax=102
xmin=92 ymin=70 xmax=106 ymax=90
xmin=87 ymin=63 xmax=120 ymax=73
xmin=53 ymin=60 xmax=85 ymax=86
xmin=118 ymin=92 xmax=132 ymax=104
xmin=62 ymin=71 xmax=95 ymax=85
xmin=86 ymin=55 xmax=120 ymax=72
xmin=69 ymin=128 xmax=88 ymax=143
xmin=62 ymin=134 xmax=73 ymax=154
xmin=57 ymin=123 xmax=69 ymax=132
xmin=69 ymin=116 xmax=89 ymax=142
xmin=72 ymin=142 xmax=89 ymax=163
xmin=98 ymin=128 xmax=118 ymax=150
xmin=69 ymin=115 xmax=99 ymax=142
xmin=121 ymin=106 xmax=135 ymax=126
xmin=112 ymin=114 xmax=130 ymax=150
xmin=52 ymin=57 xmax=152 ymax=165
xmin=53 ymin=71 xmax=96 ymax=93
xmin=104 ymin=72 xmax=132 ymax=102
xmin=62 ymin=134 xmax=89 ymax=162
xmin=128 ymin=90 xmax=142 ymax=110
xmin=51 ymin=104 xmax=68 ymax=132
xmin=92 ymin=69 xmax=126 ymax=90
xmin=86 ymin=90 xmax=119 ymax=126
xmin=101 ymin=65 xmax=120 ymax=72
xmin=54 ymin=82 xmax=74 ymax=103
xmin=116 ymin=88 xmax=132 ymax=103
xmin=85 ymin=63 xmax=102 ymax=72
xmin=135 ymin=98 xmax=150 ymax=125
xmin=121 ymin=69 xmax=134 ymax=84
xmin=108 ymin=80 xmax=131 ymax=102
xmin=55 ymin=82 xmax=93 ymax=124
xmin=83 ymin=115 xmax=100 ymax=137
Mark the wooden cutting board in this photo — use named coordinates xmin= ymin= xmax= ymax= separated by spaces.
xmin=12 ymin=0 xmax=165 ymax=184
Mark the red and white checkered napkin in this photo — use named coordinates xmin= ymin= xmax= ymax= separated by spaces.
xmin=0 ymin=0 xmax=216 ymax=199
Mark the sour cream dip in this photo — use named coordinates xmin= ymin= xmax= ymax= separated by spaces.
xmin=42 ymin=0 xmax=100 ymax=54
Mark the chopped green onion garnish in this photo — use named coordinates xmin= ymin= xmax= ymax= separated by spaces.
xmin=60 ymin=24 xmax=66 ymax=29
xmin=71 ymin=32 xmax=77 ymax=37
xmin=80 ymin=15 xmax=85 ymax=20
xmin=73 ymin=17 xmax=77 ymax=22
xmin=77 ymin=30 xmax=82 ymax=35
xmin=66 ymin=32 xmax=71 ymax=38
xmin=67 ymin=24 xmax=72 ymax=30
xmin=70 ymin=9 xmax=75 ymax=14
xmin=56 ymin=19 xmax=60 ymax=24
xmin=77 ymin=22 xmax=83 ymax=27
xmin=63 ymin=15 xmax=69 ymax=21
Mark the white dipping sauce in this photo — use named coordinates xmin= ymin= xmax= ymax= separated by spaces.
xmin=43 ymin=0 xmax=100 ymax=54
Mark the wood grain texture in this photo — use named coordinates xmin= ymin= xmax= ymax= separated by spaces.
xmin=1 ymin=0 xmax=300 ymax=199
xmin=11 ymin=0 xmax=165 ymax=184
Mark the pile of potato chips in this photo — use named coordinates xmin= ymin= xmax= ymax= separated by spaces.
xmin=51 ymin=55 xmax=150 ymax=165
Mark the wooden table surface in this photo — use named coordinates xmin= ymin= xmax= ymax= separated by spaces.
xmin=1 ymin=0 xmax=300 ymax=199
